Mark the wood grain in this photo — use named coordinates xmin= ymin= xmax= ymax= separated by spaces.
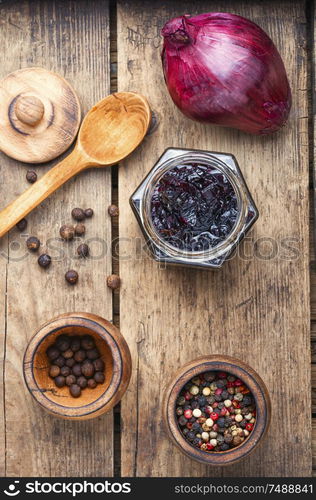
xmin=0 ymin=0 xmax=113 ymax=476
xmin=117 ymin=0 xmax=311 ymax=477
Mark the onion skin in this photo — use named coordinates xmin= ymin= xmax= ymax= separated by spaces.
xmin=161 ymin=13 xmax=291 ymax=135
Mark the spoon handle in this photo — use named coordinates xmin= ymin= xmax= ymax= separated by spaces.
xmin=0 ymin=148 xmax=88 ymax=239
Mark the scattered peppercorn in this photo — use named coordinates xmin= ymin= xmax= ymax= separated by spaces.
xmin=38 ymin=253 xmax=51 ymax=268
xmin=106 ymin=274 xmax=121 ymax=290
xmin=77 ymin=243 xmax=89 ymax=258
xmin=84 ymin=208 xmax=94 ymax=218
xmin=26 ymin=236 xmax=40 ymax=251
xmin=72 ymin=208 xmax=85 ymax=221
xmin=46 ymin=333 xmax=106 ymax=398
xmin=26 ymin=170 xmax=37 ymax=183
xmin=60 ymin=224 xmax=75 ymax=241
xmin=74 ymin=223 xmax=86 ymax=236
xmin=65 ymin=270 xmax=78 ymax=285
xmin=108 ymin=204 xmax=119 ymax=217
xmin=176 ymin=371 xmax=256 ymax=453
xmin=16 ymin=218 xmax=27 ymax=231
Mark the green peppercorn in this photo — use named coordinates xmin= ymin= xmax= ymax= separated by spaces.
xmin=26 ymin=170 xmax=37 ymax=183
xmin=65 ymin=270 xmax=78 ymax=285
xmin=72 ymin=364 xmax=82 ymax=377
xmin=70 ymin=336 xmax=81 ymax=352
xmin=66 ymin=374 xmax=76 ymax=386
xmin=46 ymin=346 xmax=60 ymax=361
xmin=77 ymin=376 xmax=88 ymax=389
xmin=55 ymin=356 xmax=66 ymax=368
xmin=72 ymin=208 xmax=85 ymax=221
xmin=74 ymin=350 xmax=86 ymax=363
xmin=74 ymin=223 xmax=86 ymax=236
xmin=16 ymin=218 xmax=27 ymax=231
xmin=65 ymin=358 xmax=75 ymax=368
xmin=77 ymin=243 xmax=89 ymax=258
xmin=62 ymin=348 xmax=74 ymax=359
xmin=81 ymin=361 xmax=95 ymax=378
xmin=86 ymin=348 xmax=99 ymax=360
xmin=93 ymin=358 xmax=105 ymax=371
xmin=56 ymin=335 xmax=70 ymax=352
xmin=60 ymin=366 xmax=71 ymax=377
xmin=84 ymin=208 xmax=94 ymax=218
xmin=87 ymin=378 xmax=97 ymax=389
xmin=60 ymin=224 xmax=75 ymax=241
xmin=81 ymin=335 xmax=95 ymax=350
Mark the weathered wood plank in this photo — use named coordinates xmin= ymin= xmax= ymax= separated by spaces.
xmin=0 ymin=0 xmax=113 ymax=476
xmin=118 ymin=0 xmax=311 ymax=476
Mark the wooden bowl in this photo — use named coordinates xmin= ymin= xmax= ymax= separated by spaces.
xmin=163 ymin=355 xmax=271 ymax=466
xmin=23 ymin=313 xmax=132 ymax=420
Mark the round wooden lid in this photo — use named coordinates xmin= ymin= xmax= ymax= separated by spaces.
xmin=0 ymin=67 xmax=81 ymax=163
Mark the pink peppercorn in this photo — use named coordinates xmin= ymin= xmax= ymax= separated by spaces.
xmin=205 ymin=406 xmax=212 ymax=415
xmin=218 ymin=372 xmax=227 ymax=378
xmin=186 ymin=422 xmax=193 ymax=429
xmin=206 ymin=443 xmax=214 ymax=450
xmin=213 ymin=424 xmax=219 ymax=431
xmin=220 ymin=408 xmax=228 ymax=416
xmin=210 ymin=412 xmax=219 ymax=421
xmin=184 ymin=409 xmax=193 ymax=419
xmin=246 ymin=423 xmax=254 ymax=431
xmin=234 ymin=379 xmax=243 ymax=386
xmin=213 ymin=402 xmax=218 ymax=408
xmin=184 ymin=391 xmax=192 ymax=400
xmin=215 ymin=388 xmax=223 ymax=395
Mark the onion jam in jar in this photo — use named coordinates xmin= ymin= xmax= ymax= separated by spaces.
xmin=130 ymin=149 xmax=258 ymax=269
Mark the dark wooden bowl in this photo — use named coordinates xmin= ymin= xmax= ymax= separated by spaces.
xmin=163 ymin=355 xmax=271 ymax=466
xmin=23 ymin=312 xmax=132 ymax=420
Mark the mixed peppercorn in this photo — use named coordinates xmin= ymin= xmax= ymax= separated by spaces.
xmin=46 ymin=334 xmax=105 ymax=398
xmin=176 ymin=371 xmax=256 ymax=452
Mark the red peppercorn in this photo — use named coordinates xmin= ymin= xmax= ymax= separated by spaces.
xmin=234 ymin=379 xmax=243 ymax=386
xmin=218 ymin=372 xmax=227 ymax=378
xmin=212 ymin=402 xmax=218 ymax=408
xmin=246 ymin=423 xmax=254 ymax=431
xmin=232 ymin=401 xmax=240 ymax=408
xmin=186 ymin=422 xmax=193 ymax=430
xmin=205 ymin=406 xmax=212 ymax=415
xmin=215 ymin=388 xmax=222 ymax=395
xmin=212 ymin=424 xmax=219 ymax=431
xmin=184 ymin=409 xmax=192 ymax=419
xmin=220 ymin=408 xmax=228 ymax=416
xmin=184 ymin=391 xmax=192 ymax=400
xmin=210 ymin=412 xmax=219 ymax=421
xmin=206 ymin=443 xmax=214 ymax=450
xmin=227 ymin=381 xmax=234 ymax=388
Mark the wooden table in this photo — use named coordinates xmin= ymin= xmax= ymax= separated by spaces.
xmin=0 ymin=0 xmax=314 ymax=477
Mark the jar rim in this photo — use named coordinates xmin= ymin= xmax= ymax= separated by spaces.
xmin=141 ymin=152 xmax=250 ymax=262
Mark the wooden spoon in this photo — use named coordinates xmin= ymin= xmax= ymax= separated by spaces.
xmin=0 ymin=92 xmax=151 ymax=238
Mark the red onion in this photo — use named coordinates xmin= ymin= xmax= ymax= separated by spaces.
xmin=161 ymin=13 xmax=291 ymax=134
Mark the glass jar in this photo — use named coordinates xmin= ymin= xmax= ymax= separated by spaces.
xmin=130 ymin=148 xmax=258 ymax=269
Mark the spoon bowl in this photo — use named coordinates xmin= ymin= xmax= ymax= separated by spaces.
xmin=80 ymin=93 xmax=151 ymax=165
xmin=0 ymin=92 xmax=151 ymax=238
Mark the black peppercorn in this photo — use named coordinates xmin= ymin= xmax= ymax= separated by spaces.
xmin=77 ymin=376 xmax=88 ymax=389
xmin=84 ymin=208 xmax=94 ymax=218
xmin=220 ymin=443 xmax=230 ymax=451
xmin=26 ymin=236 xmax=40 ymax=252
xmin=49 ymin=365 xmax=60 ymax=378
xmin=65 ymin=270 xmax=78 ymax=285
xmin=81 ymin=360 xmax=95 ymax=378
xmin=56 ymin=335 xmax=70 ymax=352
xmin=86 ymin=348 xmax=99 ymax=360
xmin=187 ymin=431 xmax=195 ymax=441
xmin=94 ymin=371 xmax=105 ymax=384
xmin=26 ymin=170 xmax=37 ymax=183
xmin=66 ymin=374 xmax=77 ymax=387
xmin=71 ymin=208 xmax=85 ymax=221
xmin=72 ymin=364 xmax=82 ymax=377
xmin=178 ymin=416 xmax=187 ymax=426
xmin=62 ymin=348 xmax=74 ymax=359
xmin=74 ymin=223 xmax=86 ymax=236
xmin=70 ymin=384 xmax=81 ymax=398
xmin=77 ymin=243 xmax=89 ymax=258
xmin=93 ymin=358 xmax=105 ymax=372
xmin=106 ymin=274 xmax=121 ymax=290
xmin=46 ymin=346 xmax=60 ymax=360
xmin=60 ymin=366 xmax=71 ymax=377
xmin=60 ymin=224 xmax=75 ymax=241
xmin=204 ymin=372 xmax=215 ymax=382
xmin=55 ymin=356 xmax=66 ymax=368
xmin=38 ymin=254 xmax=51 ymax=268
xmin=16 ymin=218 xmax=27 ymax=231
xmin=54 ymin=375 xmax=66 ymax=388
xmin=70 ymin=336 xmax=81 ymax=352
xmin=65 ymin=358 xmax=75 ymax=368
xmin=87 ymin=378 xmax=97 ymax=389
xmin=108 ymin=204 xmax=119 ymax=217
xmin=74 ymin=350 xmax=86 ymax=363
xmin=81 ymin=335 xmax=95 ymax=350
